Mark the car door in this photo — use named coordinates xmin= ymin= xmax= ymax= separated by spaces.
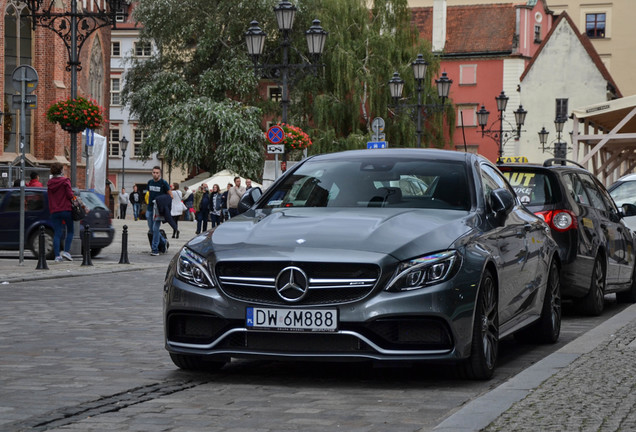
xmin=594 ymin=176 xmax=634 ymax=283
xmin=577 ymin=172 xmax=623 ymax=284
xmin=480 ymin=164 xmax=537 ymax=325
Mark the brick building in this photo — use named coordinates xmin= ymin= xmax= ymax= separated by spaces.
xmin=0 ymin=0 xmax=114 ymax=190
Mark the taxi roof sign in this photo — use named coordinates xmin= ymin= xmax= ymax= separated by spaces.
xmin=499 ymin=156 xmax=528 ymax=164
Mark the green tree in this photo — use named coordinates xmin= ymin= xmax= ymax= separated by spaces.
xmin=122 ymin=0 xmax=274 ymax=179
xmin=287 ymin=0 xmax=455 ymax=153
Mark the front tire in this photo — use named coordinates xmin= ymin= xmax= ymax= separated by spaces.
xmin=460 ymin=269 xmax=498 ymax=380
xmin=582 ymin=257 xmax=605 ymax=316
xmin=536 ymin=259 xmax=562 ymax=343
xmin=169 ymin=353 xmax=226 ymax=372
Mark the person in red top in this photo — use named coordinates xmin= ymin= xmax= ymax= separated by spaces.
xmin=47 ymin=162 xmax=74 ymax=262
xmin=27 ymin=171 xmax=43 ymax=187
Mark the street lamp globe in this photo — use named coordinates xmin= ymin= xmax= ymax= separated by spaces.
xmin=274 ymin=0 xmax=296 ymax=31
xmin=411 ymin=54 xmax=428 ymax=81
xmin=477 ymin=105 xmax=490 ymax=130
xmin=388 ymin=72 xmax=405 ymax=101
xmin=538 ymin=126 xmax=549 ymax=151
xmin=306 ymin=19 xmax=328 ymax=56
xmin=435 ymin=72 xmax=452 ymax=102
xmin=554 ymin=116 xmax=566 ymax=133
xmin=245 ymin=21 xmax=266 ymax=58
xmin=514 ymin=105 xmax=527 ymax=128
xmin=120 ymin=136 xmax=128 ymax=154
xmin=495 ymin=91 xmax=509 ymax=113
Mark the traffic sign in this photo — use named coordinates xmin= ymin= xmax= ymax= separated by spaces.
xmin=11 ymin=65 xmax=38 ymax=93
xmin=266 ymin=125 xmax=285 ymax=144
xmin=267 ymin=144 xmax=284 ymax=154
xmin=372 ymin=117 xmax=385 ymax=134
xmin=367 ymin=141 xmax=388 ymax=149
xmin=11 ymin=94 xmax=37 ymax=110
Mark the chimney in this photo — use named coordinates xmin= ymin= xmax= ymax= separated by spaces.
xmin=432 ymin=0 xmax=447 ymax=53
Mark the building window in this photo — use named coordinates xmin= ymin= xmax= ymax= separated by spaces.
xmin=111 ymin=41 xmax=120 ymax=56
xmin=109 ymin=129 xmax=120 ymax=157
xmin=268 ymin=86 xmax=282 ymax=102
xmin=459 ymin=65 xmax=477 ymax=85
xmin=4 ymin=2 xmax=33 ymax=154
xmin=556 ymin=98 xmax=568 ymax=121
xmin=133 ymin=128 xmax=148 ymax=157
xmin=111 ymin=78 xmax=121 ymax=106
xmin=457 ymin=105 xmax=477 ymax=127
xmin=134 ymin=41 xmax=152 ymax=57
xmin=534 ymin=25 xmax=542 ymax=43
xmin=586 ymin=13 xmax=606 ymax=38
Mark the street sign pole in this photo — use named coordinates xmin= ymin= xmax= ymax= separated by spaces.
xmin=12 ymin=65 xmax=39 ymax=265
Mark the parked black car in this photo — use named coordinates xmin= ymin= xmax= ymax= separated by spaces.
xmin=608 ymin=173 xmax=636 ymax=232
xmin=164 ymin=149 xmax=561 ymax=380
xmin=499 ymin=159 xmax=636 ymax=315
xmin=0 ymin=187 xmax=115 ymax=259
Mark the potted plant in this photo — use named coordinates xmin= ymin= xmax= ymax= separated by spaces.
xmin=46 ymin=97 xmax=105 ymax=133
xmin=277 ymin=123 xmax=312 ymax=160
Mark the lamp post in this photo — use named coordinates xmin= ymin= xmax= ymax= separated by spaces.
xmin=120 ymin=136 xmax=128 ymax=190
xmin=245 ymin=1 xmax=327 ymax=171
xmin=538 ymin=116 xmax=568 ymax=160
xmin=477 ymin=90 xmax=527 ymax=162
xmin=22 ymin=0 xmax=125 ymax=255
xmin=388 ymin=55 xmax=452 ymax=148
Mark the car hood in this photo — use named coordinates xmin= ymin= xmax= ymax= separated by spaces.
xmin=187 ymin=208 xmax=477 ymax=261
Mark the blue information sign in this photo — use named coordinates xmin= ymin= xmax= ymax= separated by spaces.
xmin=367 ymin=141 xmax=388 ymax=149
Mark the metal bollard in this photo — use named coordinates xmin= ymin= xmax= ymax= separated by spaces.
xmin=35 ymin=225 xmax=49 ymax=270
xmin=119 ymin=225 xmax=130 ymax=264
xmin=81 ymin=224 xmax=93 ymax=266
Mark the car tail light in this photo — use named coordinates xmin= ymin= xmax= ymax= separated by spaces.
xmin=535 ymin=210 xmax=577 ymax=232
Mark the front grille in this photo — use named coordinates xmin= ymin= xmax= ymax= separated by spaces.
xmin=216 ymin=261 xmax=381 ymax=305
xmin=218 ymin=332 xmax=372 ymax=353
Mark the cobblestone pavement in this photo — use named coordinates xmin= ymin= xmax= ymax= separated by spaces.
xmin=483 ymin=314 xmax=636 ymax=432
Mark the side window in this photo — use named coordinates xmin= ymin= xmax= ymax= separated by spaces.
xmin=0 ymin=191 xmax=8 ymax=211
xmin=7 ymin=192 xmax=21 ymax=212
xmin=578 ymin=173 xmax=607 ymax=211
xmin=562 ymin=173 xmax=589 ymax=205
xmin=25 ymin=192 xmax=44 ymax=211
xmin=480 ymin=164 xmax=512 ymax=209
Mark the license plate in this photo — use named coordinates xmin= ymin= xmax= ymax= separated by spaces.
xmin=92 ymin=232 xmax=109 ymax=238
xmin=246 ymin=307 xmax=338 ymax=332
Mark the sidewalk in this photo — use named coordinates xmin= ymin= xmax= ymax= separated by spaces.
xmin=0 ymin=217 xmax=198 ymax=283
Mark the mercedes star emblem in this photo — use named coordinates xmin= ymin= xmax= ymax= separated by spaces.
xmin=275 ymin=266 xmax=309 ymax=303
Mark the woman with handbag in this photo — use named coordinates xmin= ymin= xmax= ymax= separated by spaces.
xmin=170 ymin=182 xmax=185 ymax=238
xmin=47 ymin=162 xmax=74 ymax=262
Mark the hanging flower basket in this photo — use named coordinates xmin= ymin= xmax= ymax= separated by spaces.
xmin=277 ymin=123 xmax=313 ymax=151
xmin=46 ymin=97 xmax=105 ymax=133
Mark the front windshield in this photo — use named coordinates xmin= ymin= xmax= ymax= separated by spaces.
xmin=80 ymin=191 xmax=108 ymax=211
xmin=262 ymin=157 xmax=471 ymax=210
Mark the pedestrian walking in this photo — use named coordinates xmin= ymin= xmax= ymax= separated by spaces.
xmin=129 ymin=185 xmax=142 ymax=221
xmin=146 ymin=166 xmax=172 ymax=256
xmin=210 ymin=184 xmax=223 ymax=228
xmin=193 ymin=184 xmax=210 ymax=234
xmin=170 ymin=182 xmax=185 ymax=238
xmin=227 ymin=176 xmax=246 ymax=218
xmin=118 ymin=187 xmax=130 ymax=219
xmin=47 ymin=162 xmax=74 ymax=262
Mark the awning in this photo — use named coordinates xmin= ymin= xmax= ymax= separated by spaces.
xmin=572 ymin=95 xmax=636 ymax=185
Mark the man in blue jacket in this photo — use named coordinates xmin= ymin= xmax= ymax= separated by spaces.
xmin=146 ymin=166 xmax=172 ymax=256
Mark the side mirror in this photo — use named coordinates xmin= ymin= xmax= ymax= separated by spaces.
xmin=490 ymin=188 xmax=515 ymax=223
xmin=238 ymin=187 xmax=262 ymax=214
xmin=621 ymin=203 xmax=636 ymax=217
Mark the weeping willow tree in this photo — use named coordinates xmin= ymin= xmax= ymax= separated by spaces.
xmin=285 ymin=0 xmax=455 ymax=154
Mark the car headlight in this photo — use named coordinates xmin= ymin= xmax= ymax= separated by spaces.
xmin=176 ymin=247 xmax=216 ymax=289
xmin=386 ymin=251 xmax=459 ymax=292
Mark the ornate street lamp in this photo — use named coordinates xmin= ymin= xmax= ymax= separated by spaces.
xmin=477 ymin=90 xmax=528 ymax=162
xmin=245 ymin=1 xmax=327 ymax=175
xmin=389 ymin=55 xmax=452 ymax=148
xmin=538 ymin=116 xmax=568 ymax=159
xmin=120 ymin=136 xmax=128 ymax=190
xmin=20 ymin=0 xmax=127 ymax=255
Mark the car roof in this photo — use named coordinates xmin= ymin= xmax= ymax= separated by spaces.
xmin=307 ymin=148 xmax=478 ymax=164
xmin=615 ymin=173 xmax=636 ymax=183
xmin=498 ymin=158 xmax=591 ymax=174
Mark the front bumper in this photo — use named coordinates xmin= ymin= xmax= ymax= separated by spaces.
xmin=163 ymin=265 xmax=480 ymax=363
